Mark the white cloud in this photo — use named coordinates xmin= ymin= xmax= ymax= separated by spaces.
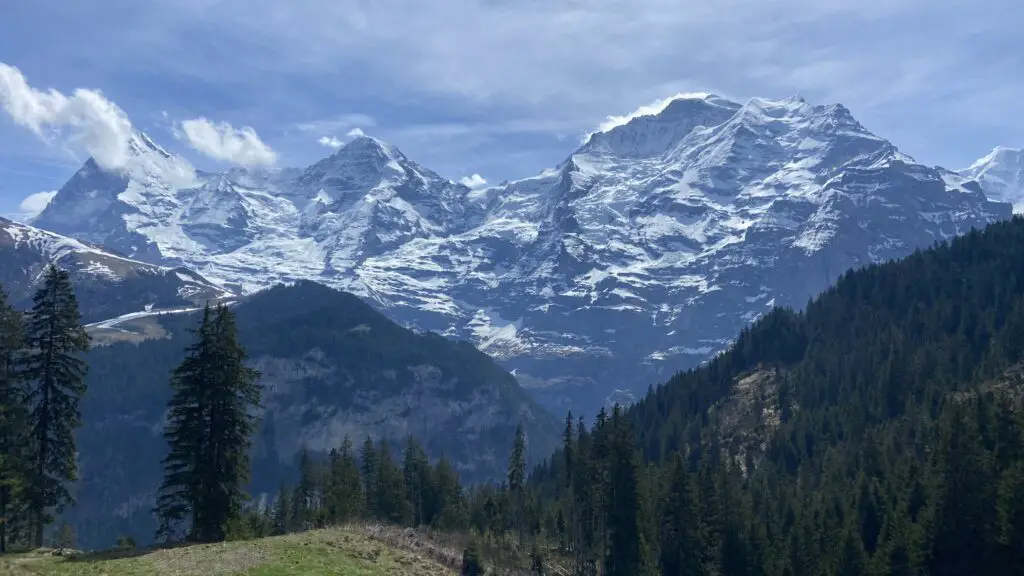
xmin=318 ymin=135 xmax=343 ymax=148
xmin=346 ymin=127 xmax=365 ymax=138
xmin=16 ymin=190 xmax=58 ymax=221
xmin=0 ymin=62 xmax=133 ymax=170
xmin=595 ymin=92 xmax=714 ymax=133
xmin=459 ymin=173 xmax=487 ymax=189
xmin=178 ymin=117 xmax=277 ymax=166
xmin=6 ymin=0 xmax=1023 ymax=172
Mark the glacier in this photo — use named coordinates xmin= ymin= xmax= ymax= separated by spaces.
xmin=28 ymin=94 xmax=1015 ymax=413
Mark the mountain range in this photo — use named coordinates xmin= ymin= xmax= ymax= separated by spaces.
xmin=11 ymin=94 xmax=1024 ymax=413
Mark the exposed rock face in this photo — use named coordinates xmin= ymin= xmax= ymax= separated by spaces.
xmin=30 ymin=100 xmax=1014 ymax=413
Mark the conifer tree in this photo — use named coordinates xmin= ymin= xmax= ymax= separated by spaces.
xmin=20 ymin=266 xmax=89 ymax=547
xmin=403 ymin=437 xmax=430 ymax=526
xmin=271 ymin=483 xmax=291 ymax=535
xmin=326 ymin=436 xmax=363 ymax=524
xmin=374 ymin=440 xmax=407 ymax=524
xmin=508 ymin=424 xmax=527 ymax=546
xmin=604 ymin=407 xmax=654 ymax=576
xmin=659 ymin=453 xmax=702 ymax=576
xmin=292 ymin=447 xmax=317 ymax=530
xmin=361 ymin=437 xmax=378 ymax=518
xmin=432 ymin=456 xmax=464 ymax=529
xmin=0 ymin=286 xmax=26 ymax=553
xmin=154 ymin=303 xmax=262 ymax=543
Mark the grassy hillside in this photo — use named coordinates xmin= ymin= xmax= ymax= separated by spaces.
xmin=0 ymin=527 xmax=456 ymax=576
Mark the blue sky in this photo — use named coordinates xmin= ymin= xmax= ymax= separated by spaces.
xmin=1 ymin=0 xmax=1021 ymax=216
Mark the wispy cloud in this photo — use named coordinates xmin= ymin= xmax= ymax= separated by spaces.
xmin=177 ymin=117 xmax=277 ymax=167
xmin=0 ymin=61 xmax=133 ymax=170
xmin=346 ymin=127 xmax=365 ymax=138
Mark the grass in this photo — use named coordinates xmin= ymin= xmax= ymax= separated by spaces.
xmin=0 ymin=527 xmax=456 ymax=576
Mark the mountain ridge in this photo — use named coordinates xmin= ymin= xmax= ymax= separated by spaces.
xmin=0 ymin=215 xmax=231 ymax=322
xmin=25 ymin=94 xmax=1018 ymax=412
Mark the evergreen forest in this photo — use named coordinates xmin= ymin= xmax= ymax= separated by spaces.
xmin=4 ymin=217 xmax=1024 ymax=575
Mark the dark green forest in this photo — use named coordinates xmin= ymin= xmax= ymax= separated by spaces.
xmin=233 ymin=217 xmax=1024 ymax=574
xmin=5 ymin=216 xmax=1024 ymax=575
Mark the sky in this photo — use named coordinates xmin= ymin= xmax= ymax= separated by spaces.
xmin=0 ymin=0 xmax=1022 ymax=217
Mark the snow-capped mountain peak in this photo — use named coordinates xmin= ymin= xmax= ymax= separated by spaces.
xmin=582 ymin=93 xmax=741 ymax=158
xmin=23 ymin=95 xmax=1015 ymax=413
xmin=959 ymin=146 xmax=1024 ymax=213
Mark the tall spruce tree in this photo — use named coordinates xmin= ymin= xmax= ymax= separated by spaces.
xmin=361 ymin=437 xmax=378 ymax=519
xmin=603 ymin=407 xmax=654 ymax=576
xmin=508 ymin=424 xmax=527 ymax=546
xmin=154 ymin=303 xmax=262 ymax=543
xmin=325 ymin=436 xmax=363 ymax=524
xmin=20 ymin=266 xmax=89 ymax=547
xmin=659 ymin=453 xmax=702 ymax=576
xmin=0 ymin=286 xmax=26 ymax=553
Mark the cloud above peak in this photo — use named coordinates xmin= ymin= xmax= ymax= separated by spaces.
xmin=595 ymin=92 xmax=715 ymax=134
xmin=347 ymin=127 xmax=365 ymax=138
xmin=318 ymin=135 xmax=343 ymax=148
xmin=459 ymin=173 xmax=487 ymax=189
xmin=0 ymin=62 xmax=133 ymax=170
xmin=16 ymin=190 xmax=57 ymax=222
xmin=178 ymin=117 xmax=277 ymax=167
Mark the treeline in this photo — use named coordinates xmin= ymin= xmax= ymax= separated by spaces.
xmin=528 ymin=217 xmax=1024 ymax=575
xmin=0 ymin=267 xmax=264 ymax=552
xmin=0 ymin=266 xmax=90 ymax=553
xmin=232 ymin=426 xmax=548 ymax=569
xmin=528 ymin=392 xmax=1024 ymax=575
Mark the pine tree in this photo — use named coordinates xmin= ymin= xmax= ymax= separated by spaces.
xmin=508 ymin=424 xmax=527 ymax=546
xmin=835 ymin=525 xmax=868 ymax=576
xmin=271 ymin=483 xmax=291 ymax=535
xmin=403 ymin=437 xmax=430 ymax=526
xmin=603 ymin=407 xmax=654 ymax=576
xmin=374 ymin=440 xmax=407 ymax=524
xmin=561 ymin=410 xmax=575 ymax=553
xmin=154 ymin=303 xmax=262 ymax=543
xmin=292 ymin=447 xmax=317 ymax=531
xmin=20 ymin=266 xmax=89 ymax=547
xmin=0 ymin=286 xmax=26 ymax=553
xmin=659 ymin=453 xmax=702 ymax=576
xmin=361 ymin=437 xmax=378 ymax=519
xmin=325 ymin=436 xmax=363 ymax=524
xmin=432 ymin=456 xmax=464 ymax=529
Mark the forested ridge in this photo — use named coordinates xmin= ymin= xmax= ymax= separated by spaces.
xmin=4 ymin=217 xmax=1024 ymax=575
xmin=237 ymin=217 xmax=1024 ymax=574
xmin=528 ymin=216 xmax=1024 ymax=574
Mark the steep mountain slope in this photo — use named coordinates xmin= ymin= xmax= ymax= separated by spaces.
xmin=30 ymin=96 xmax=1013 ymax=413
xmin=528 ymin=215 xmax=1024 ymax=575
xmin=959 ymin=146 xmax=1024 ymax=213
xmin=66 ymin=281 xmax=558 ymax=549
xmin=0 ymin=216 xmax=230 ymax=322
